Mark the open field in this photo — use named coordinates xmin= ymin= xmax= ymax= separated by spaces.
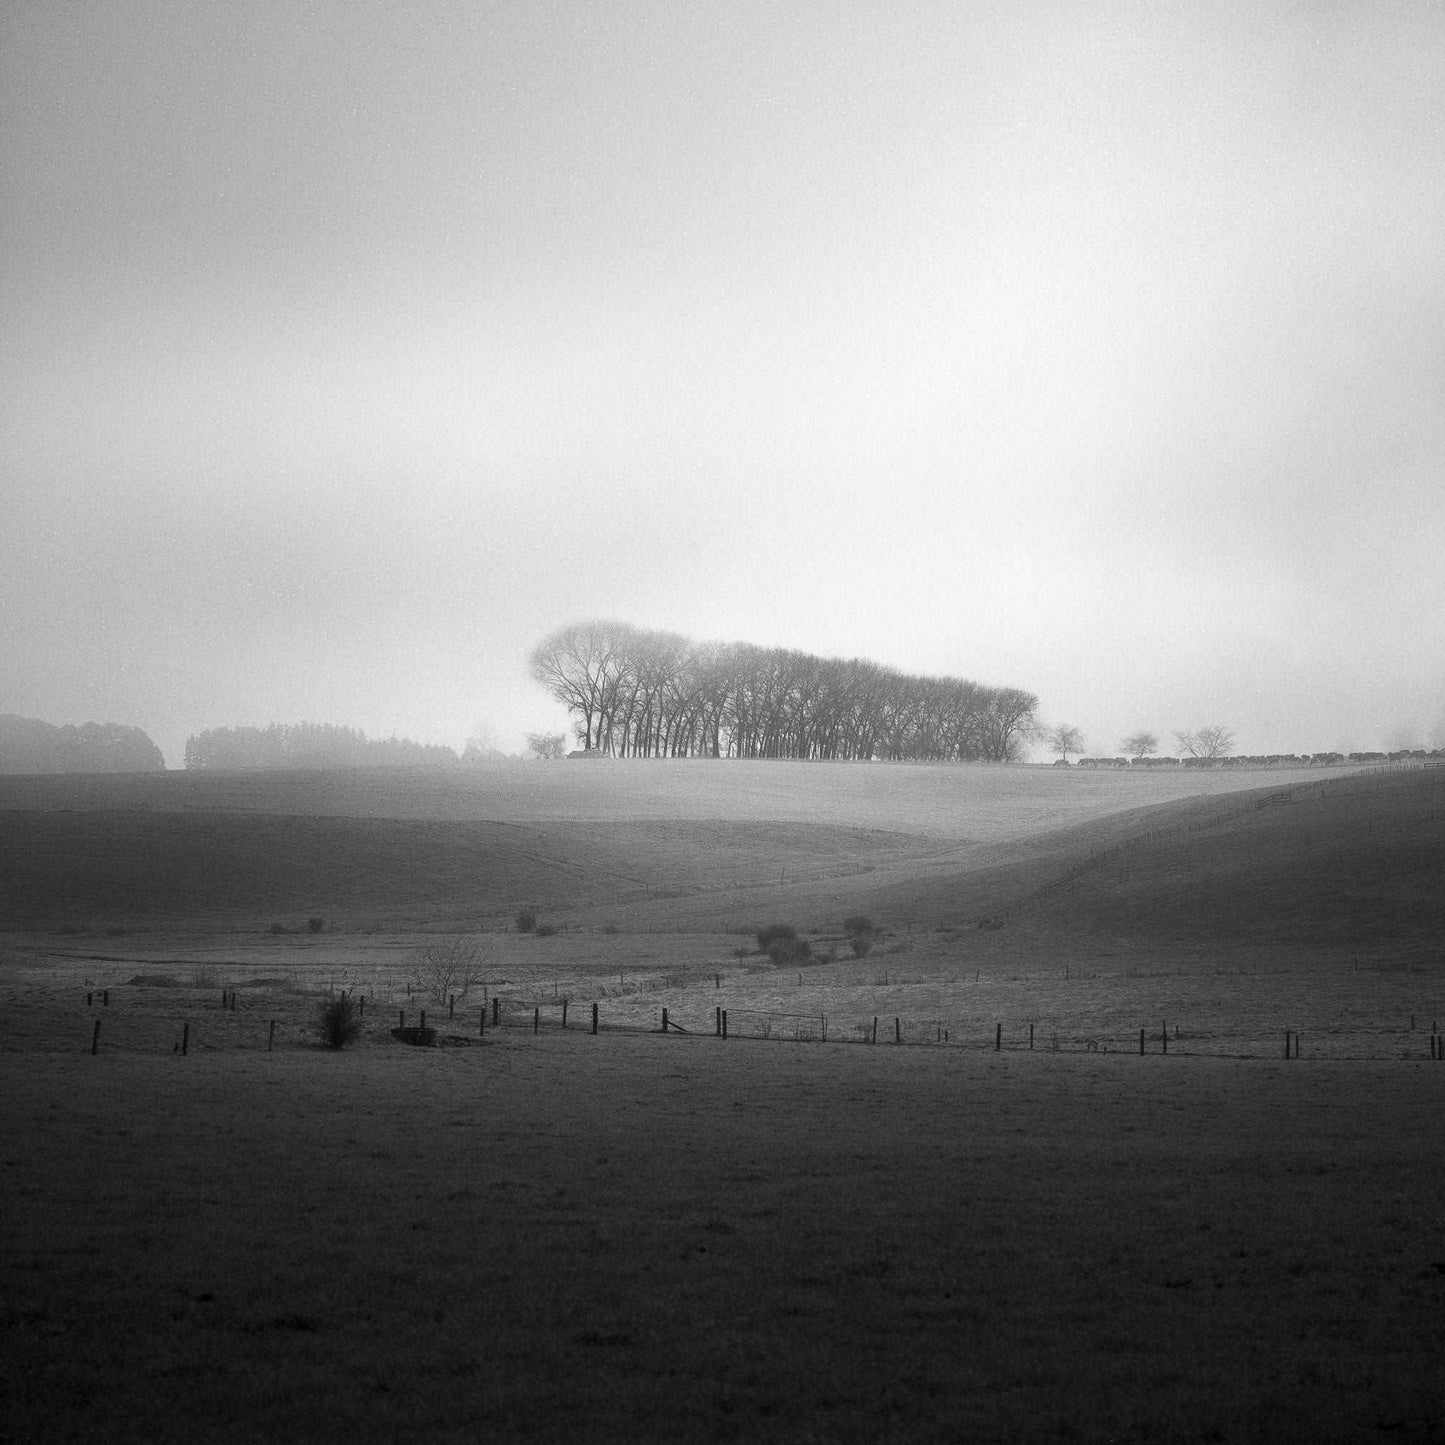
xmin=3 ymin=761 xmax=1444 ymax=1440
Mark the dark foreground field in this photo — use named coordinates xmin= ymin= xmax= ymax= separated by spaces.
xmin=4 ymin=1039 xmax=1443 ymax=1444
xmin=2 ymin=762 xmax=1443 ymax=1441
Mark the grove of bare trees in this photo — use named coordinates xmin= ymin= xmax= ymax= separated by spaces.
xmin=529 ymin=622 xmax=1039 ymax=762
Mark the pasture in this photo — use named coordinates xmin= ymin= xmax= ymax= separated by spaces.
xmin=3 ymin=760 xmax=1443 ymax=1441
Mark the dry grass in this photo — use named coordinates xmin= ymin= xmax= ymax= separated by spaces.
xmin=3 ymin=761 xmax=1443 ymax=1441
xmin=2 ymin=1039 xmax=1442 ymax=1443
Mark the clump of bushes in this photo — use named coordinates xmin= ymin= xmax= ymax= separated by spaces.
xmin=844 ymin=914 xmax=875 ymax=957
xmin=515 ymin=910 xmax=537 ymax=934
xmin=307 ymin=916 xmax=325 ymax=934
xmin=535 ymin=923 xmax=557 ymax=937
xmin=768 ymin=937 xmax=811 ymax=965
xmin=755 ymin=923 xmax=797 ymax=952
xmin=314 ymin=991 xmax=362 ymax=1049
xmin=756 ymin=923 xmax=812 ymax=965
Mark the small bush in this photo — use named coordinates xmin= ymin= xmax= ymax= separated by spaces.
xmin=515 ymin=910 xmax=537 ymax=934
xmin=600 ymin=923 xmax=621 ymax=935
xmin=307 ymin=917 xmax=325 ymax=934
xmin=766 ymin=937 xmax=812 ymax=966
xmin=270 ymin=922 xmax=288 ymax=935
xmin=535 ymin=923 xmax=557 ymax=937
xmin=315 ymin=992 xmax=362 ymax=1049
xmin=850 ymin=932 xmax=873 ymax=958
xmin=843 ymin=914 xmax=874 ymax=937
xmin=755 ymin=923 xmax=797 ymax=952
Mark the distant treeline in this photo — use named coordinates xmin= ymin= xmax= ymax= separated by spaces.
xmin=0 ymin=714 xmax=165 ymax=774
xmin=1076 ymin=750 xmax=1445 ymax=769
xmin=183 ymin=723 xmax=459 ymax=771
xmin=530 ymin=621 xmax=1039 ymax=761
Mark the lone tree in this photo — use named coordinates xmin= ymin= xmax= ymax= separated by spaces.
xmin=526 ymin=731 xmax=567 ymax=760
xmin=1122 ymin=731 xmax=1159 ymax=760
xmin=1175 ymin=725 xmax=1235 ymax=759
xmin=1047 ymin=724 xmax=1085 ymax=763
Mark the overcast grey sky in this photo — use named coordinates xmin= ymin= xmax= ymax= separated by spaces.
xmin=3 ymin=2 xmax=1442 ymax=766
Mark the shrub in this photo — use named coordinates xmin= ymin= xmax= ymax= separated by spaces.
xmin=307 ymin=917 xmax=325 ymax=934
xmin=315 ymin=992 xmax=362 ymax=1049
xmin=515 ymin=910 xmax=537 ymax=934
xmin=535 ymin=924 xmax=557 ymax=937
xmin=270 ymin=922 xmax=287 ymax=934
xmin=767 ymin=936 xmax=812 ymax=966
xmin=850 ymin=932 xmax=873 ymax=958
xmin=843 ymin=914 xmax=874 ymax=937
xmin=755 ymin=923 xmax=797 ymax=952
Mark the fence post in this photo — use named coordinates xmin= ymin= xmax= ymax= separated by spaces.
xmin=715 ymin=1006 xmax=721 ymax=1036
xmin=480 ymin=1008 xmax=486 ymax=1037
xmin=420 ymin=1010 xmax=427 ymax=1031
xmin=533 ymin=1007 xmax=539 ymax=1035
xmin=1162 ymin=1021 xmax=1168 ymax=1055
xmin=562 ymin=1000 xmax=568 ymax=1029
xmin=181 ymin=1022 xmax=189 ymax=1056
xmin=1140 ymin=1028 xmax=1145 ymax=1055
xmin=493 ymin=998 xmax=500 ymax=1026
xmin=91 ymin=1020 xmax=100 ymax=1055
xmin=449 ymin=995 xmax=455 ymax=1019
xmin=722 ymin=1010 xmax=728 ymax=1040
xmin=268 ymin=1019 xmax=276 ymax=1051
xmin=87 ymin=991 xmax=92 ymax=1007
xmin=592 ymin=1002 xmax=598 ymax=1035
xmin=872 ymin=1016 xmax=877 ymax=1045
xmin=995 ymin=1022 xmax=1001 ymax=1051
xmin=662 ymin=1007 xmax=669 ymax=1033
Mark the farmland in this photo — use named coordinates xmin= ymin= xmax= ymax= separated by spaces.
xmin=2 ymin=759 xmax=1443 ymax=1442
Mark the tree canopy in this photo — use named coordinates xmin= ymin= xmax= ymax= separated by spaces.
xmin=529 ymin=622 xmax=1038 ymax=761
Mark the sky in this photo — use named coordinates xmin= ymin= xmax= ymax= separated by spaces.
xmin=3 ymin=1 xmax=1443 ymax=767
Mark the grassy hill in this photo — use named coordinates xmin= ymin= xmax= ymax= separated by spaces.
xmin=2 ymin=760 xmax=1440 ymax=977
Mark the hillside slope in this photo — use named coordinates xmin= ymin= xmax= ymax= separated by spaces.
xmin=834 ymin=766 xmax=1445 ymax=969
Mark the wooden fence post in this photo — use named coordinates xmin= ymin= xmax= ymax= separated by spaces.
xmin=1140 ymin=1028 xmax=1145 ymax=1055
xmin=268 ymin=1020 xmax=276 ymax=1051
xmin=995 ymin=1022 xmax=1002 ymax=1051
xmin=449 ymin=995 xmax=455 ymax=1019
xmin=420 ymin=1010 xmax=427 ymax=1031
xmin=592 ymin=1002 xmax=598 ymax=1035
xmin=533 ymin=1007 xmax=539 ymax=1035
xmin=872 ymin=1016 xmax=877 ymax=1045
xmin=181 ymin=1022 xmax=189 ymax=1056
xmin=1162 ymin=1021 xmax=1168 ymax=1055
xmin=662 ymin=1007 xmax=669 ymax=1033
xmin=91 ymin=1020 xmax=100 ymax=1055
xmin=715 ymin=1006 xmax=721 ymax=1036
xmin=87 ymin=992 xmax=92 ymax=1007
xmin=562 ymin=999 xmax=568 ymax=1028
xmin=722 ymin=1010 xmax=728 ymax=1039
xmin=493 ymin=998 xmax=500 ymax=1026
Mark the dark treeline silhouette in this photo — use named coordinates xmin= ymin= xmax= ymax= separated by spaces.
xmin=0 ymin=714 xmax=165 ymax=774
xmin=530 ymin=621 xmax=1039 ymax=761
xmin=184 ymin=722 xmax=458 ymax=770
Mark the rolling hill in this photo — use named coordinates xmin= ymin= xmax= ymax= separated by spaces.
xmin=2 ymin=761 xmax=1439 ymax=972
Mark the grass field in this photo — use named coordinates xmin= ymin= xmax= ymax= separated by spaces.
xmin=3 ymin=760 xmax=1443 ymax=1441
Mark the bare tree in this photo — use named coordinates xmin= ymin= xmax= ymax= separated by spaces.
xmin=1174 ymin=725 xmax=1235 ymax=759
xmin=1122 ymin=731 xmax=1159 ymax=760
xmin=410 ymin=936 xmax=490 ymax=1005
xmin=1047 ymin=724 xmax=1085 ymax=763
